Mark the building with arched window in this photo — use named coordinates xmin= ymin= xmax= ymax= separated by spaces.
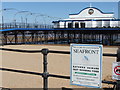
xmin=53 ymin=7 xmax=120 ymax=28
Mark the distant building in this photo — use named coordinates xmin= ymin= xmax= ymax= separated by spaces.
xmin=53 ymin=7 xmax=120 ymax=28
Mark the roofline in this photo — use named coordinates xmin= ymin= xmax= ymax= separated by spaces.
xmin=69 ymin=7 xmax=114 ymax=15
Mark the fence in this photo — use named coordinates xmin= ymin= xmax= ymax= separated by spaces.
xmin=0 ymin=23 xmax=54 ymax=30
xmin=0 ymin=48 xmax=120 ymax=90
xmin=1 ymin=28 xmax=120 ymax=46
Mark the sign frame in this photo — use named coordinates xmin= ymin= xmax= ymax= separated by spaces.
xmin=70 ymin=44 xmax=103 ymax=88
xmin=112 ymin=62 xmax=120 ymax=80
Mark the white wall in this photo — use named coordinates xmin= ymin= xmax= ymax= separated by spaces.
xmin=118 ymin=21 xmax=120 ymax=27
xmin=59 ymin=22 xmax=65 ymax=28
xmin=54 ymin=23 xmax=59 ymax=28
xmin=110 ymin=21 xmax=118 ymax=27
xmin=102 ymin=21 xmax=110 ymax=27
xmin=92 ymin=21 xmax=97 ymax=28
xmin=56 ymin=20 xmax=119 ymax=28
xmin=85 ymin=21 xmax=92 ymax=28
xmin=69 ymin=7 xmax=114 ymax=20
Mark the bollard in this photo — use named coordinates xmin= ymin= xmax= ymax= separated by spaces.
xmin=41 ymin=48 xmax=49 ymax=90
xmin=116 ymin=48 xmax=120 ymax=90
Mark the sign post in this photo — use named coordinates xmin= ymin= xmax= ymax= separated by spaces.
xmin=116 ymin=48 xmax=120 ymax=90
xmin=112 ymin=62 xmax=120 ymax=80
xmin=70 ymin=44 xmax=102 ymax=88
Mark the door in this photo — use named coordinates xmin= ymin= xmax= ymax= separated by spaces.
xmin=75 ymin=22 xmax=79 ymax=28
xmin=68 ymin=23 xmax=73 ymax=28
xmin=80 ymin=22 xmax=85 ymax=28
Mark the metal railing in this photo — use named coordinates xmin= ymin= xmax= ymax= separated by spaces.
xmin=0 ymin=48 xmax=120 ymax=90
xmin=0 ymin=23 xmax=54 ymax=29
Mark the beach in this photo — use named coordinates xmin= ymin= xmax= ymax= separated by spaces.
xmin=0 ymin=45 xmax=119 ymax=88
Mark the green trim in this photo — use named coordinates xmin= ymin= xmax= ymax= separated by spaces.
xmin=75 ymin=72 xmax=96 ymax=76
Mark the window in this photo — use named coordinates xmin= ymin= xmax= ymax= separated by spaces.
xmin=75 ymin=22 xmax=79 ymax=28
xmin=80 ymin=22 xmax=85 ymax=28
xmin=68 ymin=23 xmax=73 ymax=28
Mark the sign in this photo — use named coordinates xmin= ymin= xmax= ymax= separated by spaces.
xmin=112 ymin=62 xmax=120 ymax=80
xmin=70 ymin=44 xmax=103 ymax=88
xmin=88 ymin=9 xmax=94 ymax=15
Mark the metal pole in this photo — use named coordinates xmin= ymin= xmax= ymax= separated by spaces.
xmin=14 ymin=19 xmax=16 ymax=28
xmin=116 ymin=48 xmax=120 ymax=90
xmin=15 ymin=31 xmax=18 ymax=44
xmin=22 ymin=31 xmax=25 ymax=44
xmin=2 ymin=16 xmax=4 ymax=29
xmin=21 ymin=16 xmax=23 ymax=28
xmin=26 ymin=18 xmax=27 ymax=28
xmin=41 ymin=49 xmax=49 ymax=90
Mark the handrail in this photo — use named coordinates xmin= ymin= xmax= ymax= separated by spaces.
xmin=0 ymin=67 xmax=117 ymax=85
xmin=0 ymin=48 xmax=42 ymax=53
xmin=0 ymin=48 xmax=117 ymax=57
xmin=0 ymin=68 xmax=43 ymax=76
xmin=0 ymin=48 xmax=119 ymax=90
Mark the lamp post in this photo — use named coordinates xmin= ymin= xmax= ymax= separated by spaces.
xmin=35 ymin=14 xmax=62 ymax=25
xmin=13 ymin=11 xmax=30 ymax=28
xmin=24 ymin=12 xmax=37 ymax=28
xmin=25 ymin=13 xmax=45 ymax=28
xmin=25 ymin=12 xmax=32 ymax=27
xmin=34 ymin=14 xmax=44 ymax=24
xmin=0 ymin=8 xmax=19 ymax=28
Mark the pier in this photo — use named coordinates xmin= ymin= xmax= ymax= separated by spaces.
xmin=1 ymin=27 xmax=120 ymax=46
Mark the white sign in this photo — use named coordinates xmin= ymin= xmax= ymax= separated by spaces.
xmin=70 ymin=44 xmax=103 ymax=88
xmin=112 ymin=62 xmax=120 ymax=80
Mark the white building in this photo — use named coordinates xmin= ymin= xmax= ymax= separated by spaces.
xmin=53 ymin=7 xmax=120 ymax=28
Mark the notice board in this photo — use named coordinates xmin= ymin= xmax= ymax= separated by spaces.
xmin=70 ymin=44 xmax=103 ymax=88
xmin=112 ymin=62 xmax=120 ymax=80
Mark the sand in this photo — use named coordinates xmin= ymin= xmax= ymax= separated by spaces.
xmin=0 ymin=45 xmax=119 ymax=88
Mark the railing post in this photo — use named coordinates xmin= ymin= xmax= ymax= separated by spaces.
xmin=116 ymin=48 xmax=120 ymax=90
xmin=41 ymin=48 xmax=49 ymax=90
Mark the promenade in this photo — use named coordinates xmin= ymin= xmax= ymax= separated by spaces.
xmin=0 ymin=45 xmax=119 ymax=88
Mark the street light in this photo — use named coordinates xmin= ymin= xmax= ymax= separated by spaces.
xmin=13 ymin=11 xmax=30 ymax=27
xmin=0 ymin=8 xmax=19 ymax=28
xmin=25 ymin=13 xmax=45 ymax=28
xmin=34 ymin=14 xmax=44 ymax=24
xmin=0 ymin=8 xmax=19 ymax=12
xmin=24 ymin=12 xmax=37 ymax=27
xmin=35 ymin=14 xmax=63 ymax=24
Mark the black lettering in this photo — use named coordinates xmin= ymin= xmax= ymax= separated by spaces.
xmin=73 ymin=49 xmax=99 ymax=54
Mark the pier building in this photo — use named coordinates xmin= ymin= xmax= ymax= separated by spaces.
xmin=53 ymin=7 xmax=120 ymax=28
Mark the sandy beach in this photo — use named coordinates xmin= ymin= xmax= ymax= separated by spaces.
xmin=0 ymin=45 xmax=119 ymax=88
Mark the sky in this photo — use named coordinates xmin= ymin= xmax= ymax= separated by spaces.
xmin=1 ymin=0 xmax=120 ymax=2
xmin=1 ymin=2 xmax=119 ymax=25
